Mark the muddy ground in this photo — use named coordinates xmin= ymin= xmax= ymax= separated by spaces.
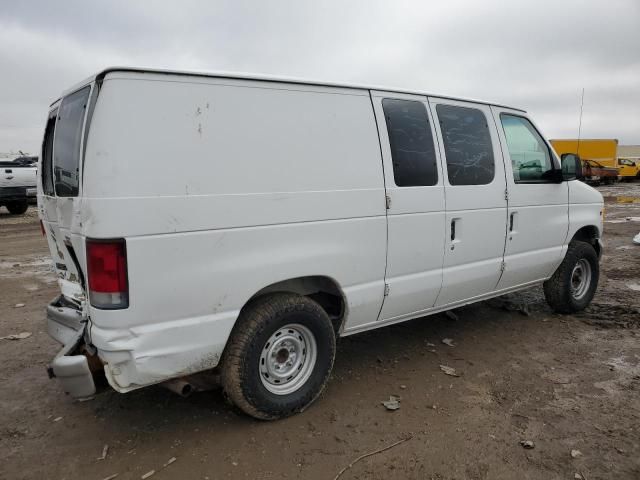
xmin=1 ymin=184 xmax=639 ymax=480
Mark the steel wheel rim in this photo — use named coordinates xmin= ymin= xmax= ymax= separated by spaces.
xmin=570 ymin=258 xmax=592 ymax=300
xmin=259 ymin=323 xmax=317 ymax=395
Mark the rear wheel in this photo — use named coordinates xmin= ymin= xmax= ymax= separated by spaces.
xmin=543 ymin=241 xmax=599 ymax=313
xmin=5 ymin=200 xmax=28 ymax=215
xmin=221 ymin=293 xmax=336 ymax=420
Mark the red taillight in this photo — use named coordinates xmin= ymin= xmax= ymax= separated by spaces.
xmin=86 ymin=239 xmax=129 ymax=309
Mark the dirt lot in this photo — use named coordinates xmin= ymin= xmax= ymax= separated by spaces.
xmin=1 ymin=184 xmax=639 ymax=480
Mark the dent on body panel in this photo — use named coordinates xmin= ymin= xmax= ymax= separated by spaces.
xmin=193 ymin=101 xmax=211 ymax=139
xmin=106 ymin=349 xmax=222 ymax=391
xmin=95 ymin=311 xmax=235 ymax=390
xmin=79 ymin=200 xmax=98 ymax=233
xmin=49 ymin=229 xmax=65 ymax=260
xmin=133 ymin=349 xmax=221 ymax=383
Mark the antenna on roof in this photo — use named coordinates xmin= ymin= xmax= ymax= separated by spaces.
xmin=576 ymin=88 xmax=584 ymax=155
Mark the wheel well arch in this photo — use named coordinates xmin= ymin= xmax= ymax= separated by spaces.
xmin=248 ymin=275 xmax=348 ymax=334
xmin=570 ymin=225 xmax=601 ymax=256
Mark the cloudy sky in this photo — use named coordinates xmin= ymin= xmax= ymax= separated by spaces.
xmin=1 ymin=0 xmax=639 ymax=155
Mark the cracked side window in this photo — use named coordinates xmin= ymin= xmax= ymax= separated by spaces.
xmin=382 ymin=98 xmax=438 ymax=187
xmin=436 ymin=104 xmax=495 ymax=186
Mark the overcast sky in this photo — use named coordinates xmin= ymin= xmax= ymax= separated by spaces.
xmin=1 ymin=0 xmax=639 ymax=155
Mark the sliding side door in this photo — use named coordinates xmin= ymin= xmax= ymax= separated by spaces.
xmin=371 ymin=91 xmax=446 ymax=322
xmin=429 ymin=98 xmax=508 ymax=306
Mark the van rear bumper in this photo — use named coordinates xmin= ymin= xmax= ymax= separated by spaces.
xmin=46 ymin=297 xmax=96 ymax=399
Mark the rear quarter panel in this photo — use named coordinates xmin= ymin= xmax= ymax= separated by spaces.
xmin=81 ymin=73 xmax=387 ymax=389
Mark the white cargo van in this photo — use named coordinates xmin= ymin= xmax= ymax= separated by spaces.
xmin=39 ymin=68 xmax=603 ymax=419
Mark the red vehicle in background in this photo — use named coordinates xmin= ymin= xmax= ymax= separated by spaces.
xmin=581 ymin=159 xmax=619 ymax=185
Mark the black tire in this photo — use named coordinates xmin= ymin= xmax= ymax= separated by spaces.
xmin=543 ymin=241 xmax=599 ymax=314
xmin=221 ymin=293 xmax=336 ymax=420
xmin=6 ymin=200 xmax=28 ymax=215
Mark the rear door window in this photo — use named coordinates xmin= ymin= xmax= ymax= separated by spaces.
xmin=42 ymin=108 xmax=57 ymax=196
xmin=53 ymin=86 xmax=90 ymax=196
xmin=382 ymin=98 xmax=438 ymax=187
xmin=436 ymin=104 xmax=495 ymax=185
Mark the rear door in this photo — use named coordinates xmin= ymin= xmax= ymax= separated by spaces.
xmin=39 ymin=85 xmax=94 ymax=303
xmin=491 ymin=107 xmax=569 ymax=287
xmin=429 ymin=98 xmax=508 ymax=306
xmin=370 ymin=91 xmax=446 ymax=321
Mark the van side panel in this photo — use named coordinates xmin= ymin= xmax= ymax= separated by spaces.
xmin=82 ymin=74 xmax=387 ymax=390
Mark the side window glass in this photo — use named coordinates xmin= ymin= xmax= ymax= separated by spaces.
xmin=436 ymin=104 xmax=495 ymax=185
xmin=500 ymin=114 xmax=554 ymax=183
xmin=382 ymin=98 xmax=438 ymax=187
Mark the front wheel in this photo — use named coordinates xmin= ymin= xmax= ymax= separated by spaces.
xmin=543 ymin=241 xmax=599 ymax=313
xmin=221 ymin=293 xmax=336 ymax=420
xmin=5 ymin=200 xmax=29 ymax=215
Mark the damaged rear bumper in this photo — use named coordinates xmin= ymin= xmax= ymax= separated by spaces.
xmin=90 ymin=310 xmax=238 ymax=392
xmin=47 ymin=297 xmax=96 ymax=399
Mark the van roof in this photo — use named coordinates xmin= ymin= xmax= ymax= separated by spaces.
xmin=58 ymin=66 xmax=526 ymax=112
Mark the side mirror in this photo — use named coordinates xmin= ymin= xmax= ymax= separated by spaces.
xmin=561 ymin=153 xmax=583 ymax=181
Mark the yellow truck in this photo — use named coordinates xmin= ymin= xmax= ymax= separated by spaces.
xmin=617 ymin=157 xmax=640 ymax=180
xmin=550 ymin=139 xmax=639 ymax=182
xmin=550 ymin=139 xmax=619 ymax=184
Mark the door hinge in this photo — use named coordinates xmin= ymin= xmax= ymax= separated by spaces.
xmin=500 ymin=261 xmax=506 ymax=272
xmin=385 ymin=194 xmax=392 ymax=210
xmin=504 ymin=189 xmax=509 ymax=201
xmin=384 ymin=283 xmax=390 ymax=296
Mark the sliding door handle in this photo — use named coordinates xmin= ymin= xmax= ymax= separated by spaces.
xmin=450 ymin=218 xmax=461 ymax=250
xmin=509 ymin=211 xmax=518 ymax=239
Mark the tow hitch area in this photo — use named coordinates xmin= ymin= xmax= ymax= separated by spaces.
xmin=46 ymin=297 xmax=97 ymax=399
